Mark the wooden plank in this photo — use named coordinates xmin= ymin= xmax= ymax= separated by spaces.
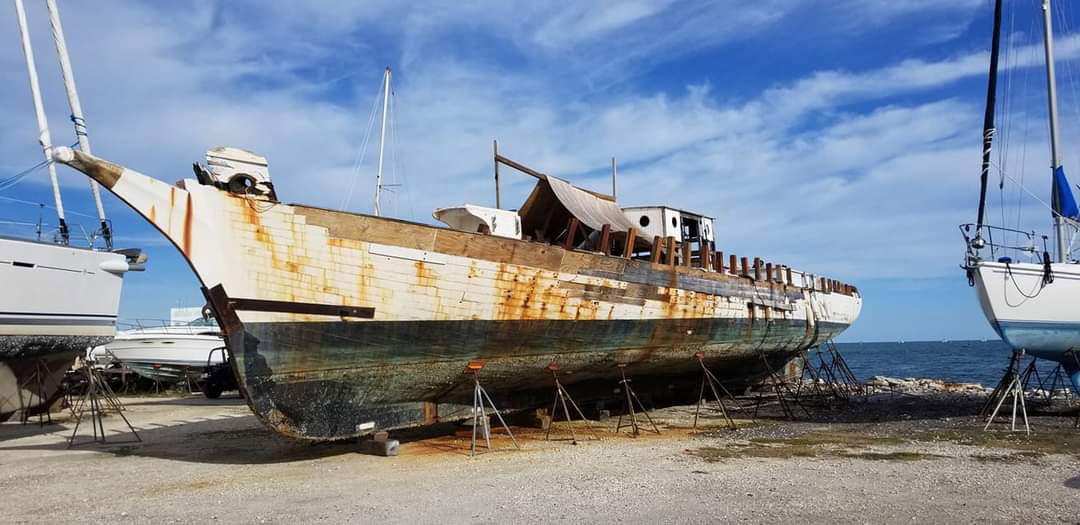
xmin=666 ymin=236 xmax=676 ymax=266
xmin=623 ymin=227 xmax=637 ymax=259
xmin=715 ymin=251 xmax=724 ymax=273
xmin=681 ymin=241 xmax=691 ymax=268
xmin=651 ymin=235 xmax=662 ymax=264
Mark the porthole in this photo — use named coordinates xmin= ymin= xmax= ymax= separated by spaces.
xmin=671 ymin=217 xmax=678 ymax=228
xmin=639 ymin=215 xmax=650 ymax=227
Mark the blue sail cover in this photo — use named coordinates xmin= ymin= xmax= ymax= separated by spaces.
xmin=1052 ymin=166 xmax=1080 ymax=220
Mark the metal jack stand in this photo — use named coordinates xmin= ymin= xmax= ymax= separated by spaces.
xmin=614 ymin=364 xmax=660 ymax=436
xmin=982 ymin=350 xmax=1030 ymax=434
xmin=980 ymin=350 xmax=1024 ymax=418
xmin=544 ymin=363 xmax=601 ymax=444
xmin=464 ymin=361 xmax=519 ymax=456
xmin=68 ymin=360 xmax=140 ymax=447
xmin=692 ymin=352 xmax=741 ymax=430
xmin=752 ymin=350 xmax=808 ymax=420
xmin=18 ymin=358 xmax=54 ymax=426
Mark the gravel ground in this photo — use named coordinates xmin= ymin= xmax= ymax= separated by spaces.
xmin=1 ymin=391 xmax=1078 ymax=524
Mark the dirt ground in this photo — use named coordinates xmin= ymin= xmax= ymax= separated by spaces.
xmin=1 ymin=391 xmax=1078 ymax=524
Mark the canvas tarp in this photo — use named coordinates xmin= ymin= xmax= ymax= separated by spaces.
xmin=544 ymin=176 xmax=635 ymax=232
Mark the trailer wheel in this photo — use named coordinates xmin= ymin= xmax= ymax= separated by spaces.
xmin=203 ymin=382 xmax=224 ymax=399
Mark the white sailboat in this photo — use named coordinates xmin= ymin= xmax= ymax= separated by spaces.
xmin=1 ymin=0 xmax=143 ymax=421
xmin=964 ymin=0 xmax=1080 ymax=390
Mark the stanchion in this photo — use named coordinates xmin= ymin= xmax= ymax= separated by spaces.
xmin=68 ymin=360 xmax=140 ymax=448
xmin=982 ymin=350 xmax=1030 ymax=434
xmin=614 ymin=364 xmax=660 ymax=436
xmin=463 ymin=360 xmax=519 ymax=456
xmin=544 ymin=362 xmax=600 ymax=444
xmin=692 ymin=352 xmax=741 ymax=430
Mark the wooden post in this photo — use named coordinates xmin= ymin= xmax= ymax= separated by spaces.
xmin=651 ymin=235 xmax=662 ymax=263
xmin=765 ymin=263 xmax=773 ymax=283
xmin=753 ymin=258 xmax=762 ymax=281
xmin=623 ymin=227 xmax=637 ymax=258
xmin=740 ymin=257 xmax=749 ymax=277
xmin=666 ymin=237 xmax=676 ymax=266
xmin=599 ymin=224 xmax=612 ymax=255
xmin=715 ymin=251 xmax=724 ymax=273
xmin=493 ymin=140 xmax=500 ymax=209
xmin=562 ymin=217 xmax=579 ymax=250
xmin=730 ymin=254 xmax=738 ymax=275
xmin=701 ymin=241 xmax=713 ymax=270
xmin=785 ymin=266 xmax=793 ymax=286
xmin=681 ymin=241 xmax=691 ymax=267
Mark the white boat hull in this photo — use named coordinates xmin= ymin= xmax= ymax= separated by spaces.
xmin=972 ymin=260 xmax=1080 ymax=370
xmin=0 ymin=236 xmax=127 ymax=419
xmin=93 ymin=330 xmax=224 ymax=383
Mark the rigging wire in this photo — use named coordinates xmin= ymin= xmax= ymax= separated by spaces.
xmin=0 ymin=158 xmax=48 ymax=192
xmin=0 ymin=194 xmax=100 ymax=219
xmin=1015 ymin=15 xmax=1037 ymax=241
xmin=387 ymin=77 xmax=416 ymax=221
xmin=340 ymin=74 xmax=386 ymax=212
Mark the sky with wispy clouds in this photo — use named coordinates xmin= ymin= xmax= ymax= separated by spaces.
xmin=4 ymin=1 xmax=1080 ymax=341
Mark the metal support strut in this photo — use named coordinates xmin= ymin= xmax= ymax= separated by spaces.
xmin=68 ymin=360 xmax=140 ymax=447
xmin=614 ymin=364 xmax=660 ymax=436
xmin=692 ymin=352 xmax=741 ymax=430
xmin=544 ymin=362 xmax=601 ymax=444
xmin=464 ymin=361 xmax=520 ymax=456
xmin=982 ymin=350 xmax=1031 ymax=434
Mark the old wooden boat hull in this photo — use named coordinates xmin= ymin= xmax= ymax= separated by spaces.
xmin=56 ymin=148 xmax=861 ymax=441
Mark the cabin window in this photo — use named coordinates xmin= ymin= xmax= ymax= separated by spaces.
xmin=639 ymin=215 xmax=650 ymax=227
xmin=671 ymin=217 xmax=678 ymax=228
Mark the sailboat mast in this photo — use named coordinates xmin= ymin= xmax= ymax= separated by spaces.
xmin=1042 ymin=0 xmax=1067 ymax=262
xmin=975 ymin=0 xmax=1003 ymax=235
xmin=14 ymin=0 xmax=68 ymax=243
xmin=45 ymin=0 xmax=111 ymax=249
xmin=374 ymin=66 xmax=391 ymax=217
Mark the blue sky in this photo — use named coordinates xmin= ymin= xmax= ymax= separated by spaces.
xmin=4 ymin=1 xmax=1080 ymax=342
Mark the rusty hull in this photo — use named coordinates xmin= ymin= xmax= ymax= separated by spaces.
xmin=56 ymin=150 xmax=862 ymax=441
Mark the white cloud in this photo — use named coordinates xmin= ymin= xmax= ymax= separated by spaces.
xmin=2 ymin=0 xmax=1071 ymax=303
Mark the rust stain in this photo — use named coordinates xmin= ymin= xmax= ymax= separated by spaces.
xmin=183 ymin=192 xmax=193 ymax=256
xmin=149 ymin=205 xmax=156 ymax=223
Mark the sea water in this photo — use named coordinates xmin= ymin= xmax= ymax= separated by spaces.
xmin=836 ymin=340 xmax=1067 ymax=387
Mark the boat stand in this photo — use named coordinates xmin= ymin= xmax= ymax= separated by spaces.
xmin=1018 ymin=358 xmax=1074 ymax=406
xmin=751 ymin=350 xmax=808 ymax=420
xmin=68 ymin=361 xmax=141 ymax=448
xmin=980 ymin=350 xmax=1024 ymax=417
xmin=464 ymin=361 xmax=519 ymax=456
xmin=544 ymin=363 xmax=601 ymax=444
xmin=793 ymin=342 xmax=865 ymax=407
xmin=982 ymin=350 xmax=1030 ymax=434
xmin=692 ymin=352 xmax=740 ymax=430
xmin=18 ymin=358 xmax=54 ymax=427
xmin=614 ymin=364 xmax=660 ymax=436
